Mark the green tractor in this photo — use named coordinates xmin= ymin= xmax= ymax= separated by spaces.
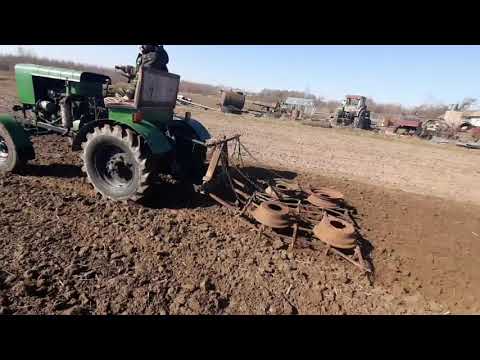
xmin=0 ymin=63 xmax=211 ymax=202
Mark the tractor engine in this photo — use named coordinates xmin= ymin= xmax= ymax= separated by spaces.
xmin=13 ymin=64 xmax=111 ymax=132
xmin=34 ymin=89 xmax=101 ymax=130
xmin=34 ymin=91 xmax=59 ymax=123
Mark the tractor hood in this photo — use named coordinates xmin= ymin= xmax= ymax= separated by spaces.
xmin=15 ymin=64 xmax=111 ymax=84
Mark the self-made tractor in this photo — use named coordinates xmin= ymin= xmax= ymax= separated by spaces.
xmin=331 ymin=95 xmax=371 ymax=130
xmin=0 ymin=63 xmax=211 ymax=202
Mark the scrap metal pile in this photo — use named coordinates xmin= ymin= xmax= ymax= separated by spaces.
xmin=192 ymin=134 xmax=373 ymax=276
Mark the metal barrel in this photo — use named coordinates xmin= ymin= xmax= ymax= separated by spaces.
xmin=220 ymin=91 xmax=245 ymax=111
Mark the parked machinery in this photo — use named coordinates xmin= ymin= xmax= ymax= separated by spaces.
xmin=390 ymin=117 xmax=453 ymax=139
xmin=332 ymin=95 xmax=371 ymax=130
xmin=392 ymin=118 xmax=422 ymax=135
xmin=417 ymin=119 xmax=453 ymax=139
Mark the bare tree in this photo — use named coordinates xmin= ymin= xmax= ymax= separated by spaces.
xmin=16 ymin=46 xmax=37 ymax=58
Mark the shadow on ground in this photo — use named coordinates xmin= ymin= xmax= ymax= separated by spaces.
xmin=239 ymin=166 xmax=298 ymax=181
xmin=141 ymin=181 xmax=216 ymax=210
xmin=142 ymin=165 xmax=299 ymax=210
xmin=22 ymin=164 xmax=84 ymax=179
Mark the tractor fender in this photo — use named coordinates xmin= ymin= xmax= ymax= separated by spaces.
xmin=0 ymin=114 xmax=35 ymax=160
xmin=172 ymin=115 xmax=211 ymax=142
xmin=186 ymin=118 xmax=211 ymax=141
xmin=72 ymin=119 xmax=172 ymax=156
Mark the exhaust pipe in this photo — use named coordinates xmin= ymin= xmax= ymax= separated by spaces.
xmin=60 ymin=96 xmax=73 ymax=129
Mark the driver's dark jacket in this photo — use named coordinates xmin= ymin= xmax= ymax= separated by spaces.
xmin=112 ymin=48 xmax=169 ymax=99
xmin=135 ymin=48 xmax=169 ymax=74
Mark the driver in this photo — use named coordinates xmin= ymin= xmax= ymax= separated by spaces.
xmin=111 ymin=45 xmax=170 ymax=100
xmin=136 ymin=45 xmax=169 ymax=73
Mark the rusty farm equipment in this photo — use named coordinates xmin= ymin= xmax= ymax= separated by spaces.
xmin=192 ymin=134 xmax=373 ymax=277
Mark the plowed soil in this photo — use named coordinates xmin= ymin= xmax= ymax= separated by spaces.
xmin=1 ymin=89 xmax=479 ymax=315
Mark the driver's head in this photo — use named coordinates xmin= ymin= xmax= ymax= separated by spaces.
xmin=139 ymin=45 xmax=157 ymax=54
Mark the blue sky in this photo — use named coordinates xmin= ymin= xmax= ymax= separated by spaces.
xmin=0 ymin=45 xmax=478 ymax=107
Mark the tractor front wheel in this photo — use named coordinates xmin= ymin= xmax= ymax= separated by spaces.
xmin=0 ymin=124 xmax=25 ymax=174
xmin=331 ymin=112 xmax=342 ymax=127
xmin=353 ymin=116 xmax=360 ymax=128
xmin=81 ymin=125 xmax=151 ymax=202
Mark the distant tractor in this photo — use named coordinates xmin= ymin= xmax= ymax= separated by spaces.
xmin=332 ymin=95 xmax=371 ymax=130
xmin=0 ymin=64 xmax=211 ymax=202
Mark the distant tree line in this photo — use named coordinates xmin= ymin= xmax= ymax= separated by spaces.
xmin=0 ymin=48 xmax=124 ymax=83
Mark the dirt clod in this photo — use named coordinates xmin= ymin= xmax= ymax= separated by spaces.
xmin=273 ymin=239 xmax=287 ymax=250
xmin=200 ymin=278 xmax=215 ymax=292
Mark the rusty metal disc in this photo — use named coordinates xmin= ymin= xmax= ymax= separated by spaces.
xmin=308 ymin=187 xmax=344 ymax=202
xmin=306 ymin=194 xmax=338 ymax=209
xmin=279 ymin=198 xmax=301 ymax=209
xmin=313 ymin=214 xmax=356 ymax=249
xmin=250 ymin=201 xmax=292 ymax=229
xmin=265 ymin=186 xmax=279 ymax=199
xmin=273 ymin=179 xmax=300 ymax=192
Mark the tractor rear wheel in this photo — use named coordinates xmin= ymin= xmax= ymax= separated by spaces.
xmin=81 ymin=125 xmax=151 ymax=202
xmin=0 ymin=124 xmax=25 ymax=174
xmin=166 ymin=121 xmax=207 ymax=184
xmin=355 ymin=111 xmax=369 ymax=129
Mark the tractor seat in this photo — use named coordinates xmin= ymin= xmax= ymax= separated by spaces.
xmin=104 ymin=97 xmax=137 ymax=110
xmin=103 ymin=67 xmax=180 ymax=112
